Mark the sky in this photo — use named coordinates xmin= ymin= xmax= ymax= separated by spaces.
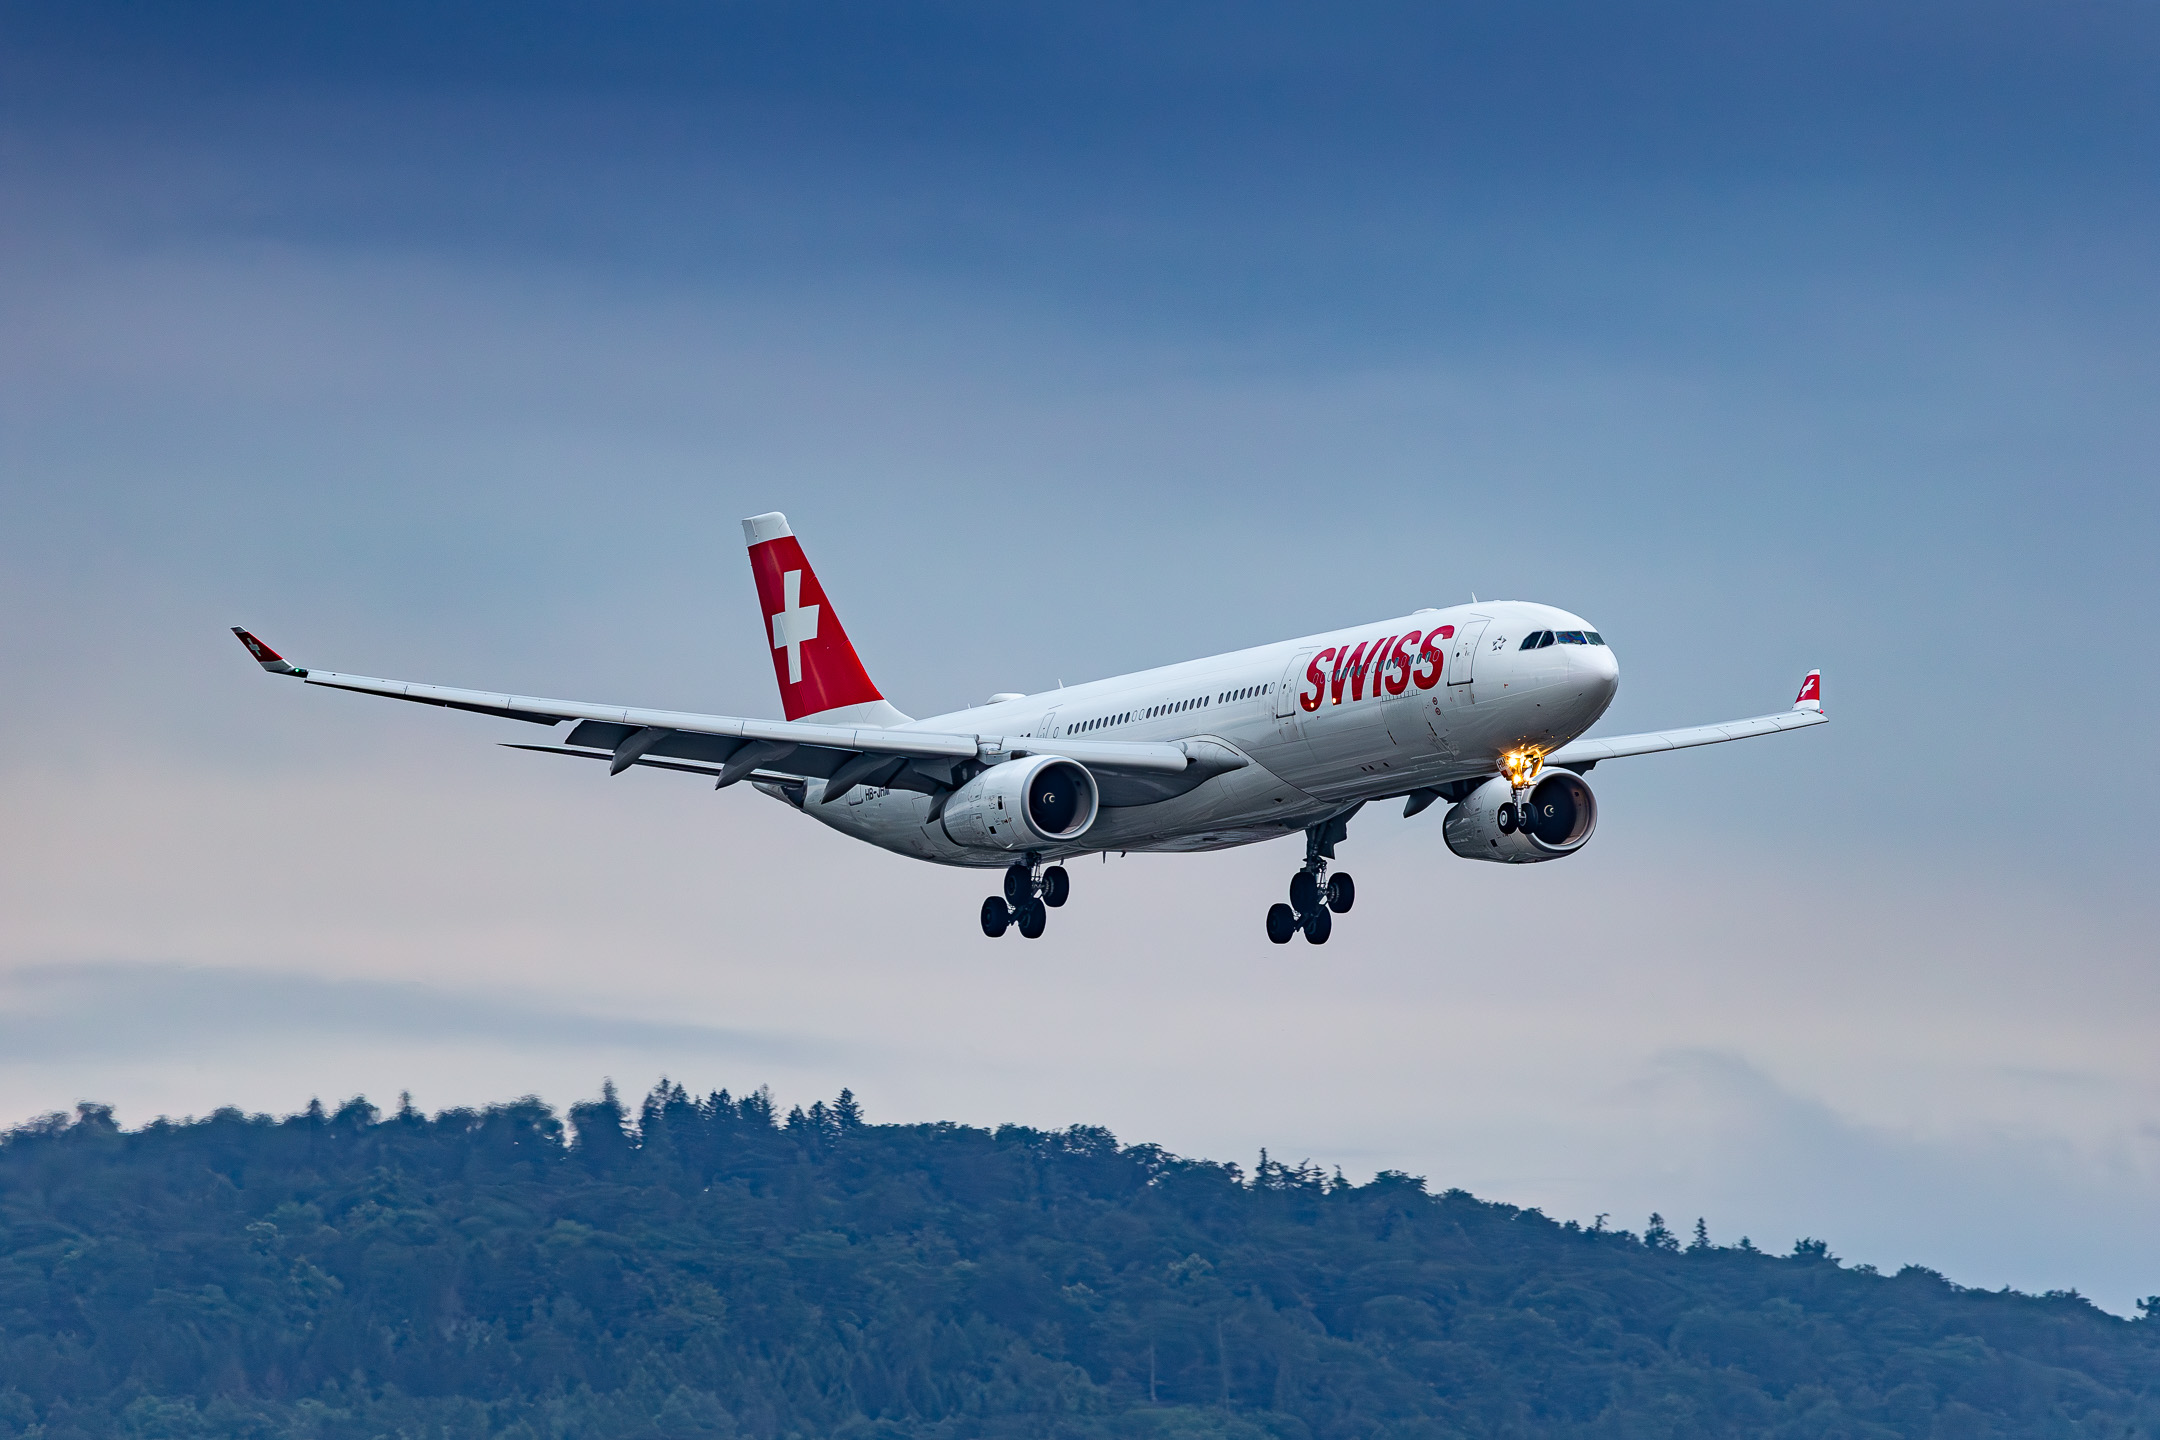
xmin=3 ymin=1 xmax=2158 ymax=1311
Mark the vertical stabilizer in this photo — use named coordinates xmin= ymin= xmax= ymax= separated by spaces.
xmin=741 ymin=513 xmax=910 ymax=725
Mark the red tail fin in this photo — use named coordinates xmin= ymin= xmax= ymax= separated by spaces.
xmin=742 ymin=512 xmax=886 ymax=721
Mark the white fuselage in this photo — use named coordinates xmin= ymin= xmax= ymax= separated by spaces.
xmin=777 ymin=601 xmax=1619 ymax=867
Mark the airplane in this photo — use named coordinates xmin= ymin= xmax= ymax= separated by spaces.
xmin=233 ymin=511 xmax=1825 ymax=943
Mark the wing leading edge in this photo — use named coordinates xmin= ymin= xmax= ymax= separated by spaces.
xmin=1545 ymin=669 xmax=1826 ymax=770
xmin=227 ymin=630 xmax=1210 ymax=802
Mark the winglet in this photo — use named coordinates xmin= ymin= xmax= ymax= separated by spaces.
xmin=1793 ymin=669 xmax=1822 ymax=713
xmin=232 ymin=627 xmax=305 ymax=676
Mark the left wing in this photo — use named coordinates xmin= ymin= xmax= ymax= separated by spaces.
xmin=1545 ymin=669 xmax=1826 ymax=771
xmin=230 ymin=629 xmax=1235 ymax=803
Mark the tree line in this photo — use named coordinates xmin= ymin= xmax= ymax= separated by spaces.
xmin=0 ymin=1081 xmax=2153 ymax=1438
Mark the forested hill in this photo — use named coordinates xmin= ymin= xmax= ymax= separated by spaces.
xmin=1 ymin=1086 xmax=2154 ymax=1440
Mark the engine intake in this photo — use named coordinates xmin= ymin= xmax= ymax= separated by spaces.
xmin=940 ymin=756 xmax=1100 ymax=852
xmin=1443 ymin=769 xmax=1597 ymax=864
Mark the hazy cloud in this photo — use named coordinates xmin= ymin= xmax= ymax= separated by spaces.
xmin=0 ymin=960 xmax=825 ymax=1066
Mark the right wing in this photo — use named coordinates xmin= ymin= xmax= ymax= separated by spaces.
xmin=1546 ymin=669 xmax=1826 ymax=771
xmin=231 ymin=629 xmax=1232 ymax=802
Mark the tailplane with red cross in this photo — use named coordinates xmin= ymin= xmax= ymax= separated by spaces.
xmin=741 ymin=512 xmax=910 ymax=726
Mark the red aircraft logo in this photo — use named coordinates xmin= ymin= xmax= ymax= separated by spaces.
xmin=1300 ymin=626 xmax=1453 ymax=712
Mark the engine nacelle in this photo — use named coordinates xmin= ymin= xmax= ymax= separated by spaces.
xmin=940 ymin=756 xmax=1100 ymax=852
xmin=1443 ymin=769 xmax=1598 ymax=864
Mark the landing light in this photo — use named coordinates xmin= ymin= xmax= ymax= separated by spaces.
xmin=1500 ymin=747 xmax=1544 ymax=792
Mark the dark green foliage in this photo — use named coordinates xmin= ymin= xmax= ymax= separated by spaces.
xmin=0 ymin=1087 xmax=2153 ymax=1440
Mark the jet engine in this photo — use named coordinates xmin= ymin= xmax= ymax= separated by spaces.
xmin=941 ymin=756 xmax=1100 ymax=851
xmin=1443 ymin=769 xmax=1597 ymax=864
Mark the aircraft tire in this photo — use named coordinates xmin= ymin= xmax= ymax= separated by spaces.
xmin=1496 ymin=802 xmax=1517 ymax=834
xmin=1004 ymin=863 xmax=1033 ymax=906
xmin=1302 ymin=906 xmax=1332 ymax=944
xmin=1289 ymin=869 xmax=1320 ymax=914
xmin=980 ymin=897 xmax=1011 ymax=937
xmin=1041 ymin=865 xmax=1070 ymax=908
xmin=1266 ymin=903 xmax=1297 ymax=945
xmin=1327 ymin=872 xmax=1355 ymax=914
xmin=1015 ymin=898 xmax=1048 ymax=939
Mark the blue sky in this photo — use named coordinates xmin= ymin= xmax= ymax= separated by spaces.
xmin=3 ymin=2 xmax=2158 ymax=1309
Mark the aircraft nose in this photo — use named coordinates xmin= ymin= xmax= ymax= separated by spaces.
xmin=1573 ymin=638 xmax=1619 ymax=708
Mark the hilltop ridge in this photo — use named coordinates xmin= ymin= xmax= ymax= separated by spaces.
xmin=1 ymin=1083 xmax=2153 ymax=1439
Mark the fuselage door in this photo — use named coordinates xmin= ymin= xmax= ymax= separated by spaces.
xmin=1447 ymin=618 xmax=1490 ymax=685
xmin=1274 ymin=648 xmax=1317 ymax=739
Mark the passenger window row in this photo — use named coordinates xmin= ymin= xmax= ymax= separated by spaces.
xmin=1519 ymin=629 xmax=1606 ymax=650
xmin=1074 ymin=712 xmax=1132 ymax=733
xmin=1074 ymin=682 xmax=1272 ymax=737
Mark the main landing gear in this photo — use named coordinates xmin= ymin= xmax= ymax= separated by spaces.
xmin=981 ymin=856 xmax=1070 ymax=940
xmin=1268 ymin=810 xmax=1359 ymax=945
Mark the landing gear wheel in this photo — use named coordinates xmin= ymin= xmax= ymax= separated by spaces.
xmin=1004 ymin=863 xmax=1033 ymax=907
xmin=1519 ymin=802 xmax=1543 ymax=840
xmin=1302 ymin=906 xmax=1332 ymax=944
xmin=1014 ymin=898 xmax=1047 ymax=939
xmin=1496 ymin=802 xmax=1518 ymax=834
xmin=981 ymin=897 xmax=1012 ymax=937
xmin=1326 ymin=872 xmax=1355 ymax=914
xmin=1040 ymin=865 xmax=1070 ymax=908
xmin=1289 ymin=869 xmax=1320 ymax=914
xmin=1266 ymin=903 xmax=1298 ymax=945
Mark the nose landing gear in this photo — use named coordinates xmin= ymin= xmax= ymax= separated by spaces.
xmin=1267 ymin=809 xmax=1359 ymax=944
xmin=982 ymin=856 xmax=1071 ymax=939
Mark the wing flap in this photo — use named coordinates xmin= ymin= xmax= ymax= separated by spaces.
xmin=238 ymin=635 xmax=1198 ymax=779
xmin=296 ymin=668 xmax=982 ymax=758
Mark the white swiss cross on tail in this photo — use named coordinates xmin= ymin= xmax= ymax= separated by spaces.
xmin=740 ymin=511 xmax=892 ymax=723
xmin=769 ymin=569 xmax=820 ymax=684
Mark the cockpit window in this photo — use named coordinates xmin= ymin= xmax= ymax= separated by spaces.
xmin=1520 ymin=632 xmax=1541 ymax=650
xmin=1586 ymin=632 xmax=1604 ymax=645
xmin=1554 ymin=630 xmax=1582 ymax=644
